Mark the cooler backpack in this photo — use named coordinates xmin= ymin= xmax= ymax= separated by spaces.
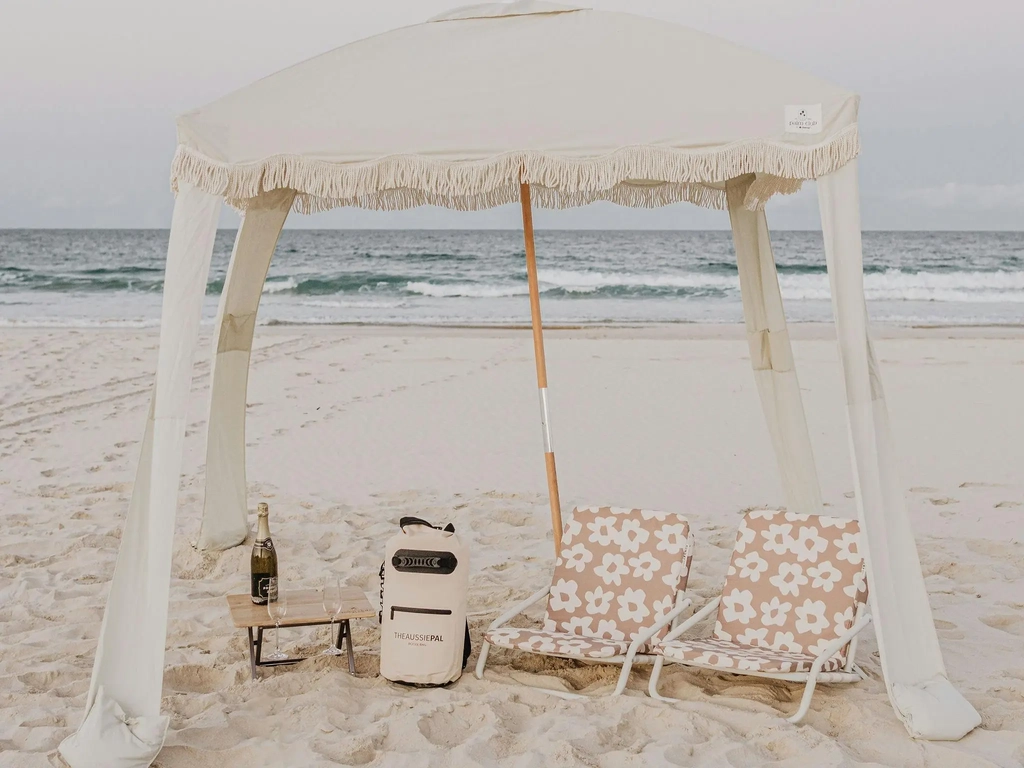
xmin=379 ymin=517 xmax=470 ymax=686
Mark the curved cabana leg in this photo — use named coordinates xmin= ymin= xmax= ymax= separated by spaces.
xmin=727 ymin=176 xmax=823 ymax=516
xmin=60 ymin=183 xmax=222 ymax=766
xmin=196 ymin=190 xmax=294 ymax=551
xmin=818 ymin=160 xmax=980 ymax=740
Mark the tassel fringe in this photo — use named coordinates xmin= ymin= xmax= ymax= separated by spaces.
xmin=170 ymin=125 xmax=859 ymax=214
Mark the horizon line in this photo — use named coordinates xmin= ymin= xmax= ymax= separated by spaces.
xmin=2 ymin=227 xmax=1023 ymax=234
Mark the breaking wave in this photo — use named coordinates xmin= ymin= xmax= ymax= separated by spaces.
xmin=401 ymin=269 xmax=1024 ymax=303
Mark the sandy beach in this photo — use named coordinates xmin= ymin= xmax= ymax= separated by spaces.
xmin=1 ymin=323 xmax=1023 ymax=767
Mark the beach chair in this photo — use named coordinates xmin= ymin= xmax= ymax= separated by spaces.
xmin=644 ymin=509 xmax=871 ymax=723
xmin=475 ymin=506 xmax=694 ymax=697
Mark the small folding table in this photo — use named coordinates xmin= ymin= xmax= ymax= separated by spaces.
xmin=227 ymin=587 xmax=376 ymax=680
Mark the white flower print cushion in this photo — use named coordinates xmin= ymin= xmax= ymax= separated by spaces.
xmin=541 ymin=507 xmax=694 ymax=652
xmin=710 ymin=510 xmax=869 ymax=666
xmin=483 ymin=627 xmax=630 ymax=659
xmin=656 ymin=638 xmax=846 ymax=673
xmin=593 ymin=552 xmax=630 ymax=586
xmin=548 ymin=578 xmax=583 ymax=613
xmin=562 ymin=542 xmax=594 ymax=573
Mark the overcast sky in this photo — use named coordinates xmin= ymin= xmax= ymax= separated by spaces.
xmin=1 ymin=0 xmax=1021 ymax=230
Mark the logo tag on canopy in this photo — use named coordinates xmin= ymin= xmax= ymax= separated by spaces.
xmin=785 ymin=104 xmax=823 ymax=134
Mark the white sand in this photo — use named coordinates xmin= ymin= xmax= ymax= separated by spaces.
xmin=1 ymin=324 xmax=1023 ymax=767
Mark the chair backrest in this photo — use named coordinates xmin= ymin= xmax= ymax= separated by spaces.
xmin=714 ymin=510 xmax=869 ymax=663
xmin=544 ymin=506 xmax=693 ymax=643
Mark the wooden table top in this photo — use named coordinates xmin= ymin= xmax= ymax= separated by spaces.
xmin=227 ymin=587 xmax=375 ymax=628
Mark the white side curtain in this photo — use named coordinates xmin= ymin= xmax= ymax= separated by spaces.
xmin=727 ymin=177 xmax=823 ymax=516
xmin=60 ymin=183 xmax=222 ymax=767
xmin=196 ymin=190 xmax=293 ymax=551
xmin=818 ymin=160 xmax=981 ymax=740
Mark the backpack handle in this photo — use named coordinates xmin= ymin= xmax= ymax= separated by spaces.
xmin=399 ymin=516 xmax=455 ymax=533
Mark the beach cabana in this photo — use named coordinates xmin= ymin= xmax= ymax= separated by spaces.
xmin=61 ymin=2 xmax=981 ymax=764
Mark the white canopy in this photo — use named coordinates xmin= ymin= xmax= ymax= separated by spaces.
xmin=172 ymin=0 xmax=859 ymax=213
xmin=60 ymin=4 xmax=980 ymax=766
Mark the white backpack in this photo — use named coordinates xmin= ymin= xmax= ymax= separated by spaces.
xmin=379 ymin=517 xmax=470 ymax=686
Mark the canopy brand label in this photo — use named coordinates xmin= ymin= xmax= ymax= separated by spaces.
xmin=785 ymin=104 xmax=823 ymax=134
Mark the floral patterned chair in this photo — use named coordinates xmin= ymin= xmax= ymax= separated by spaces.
xmin=645 ymin=509 xmax=871 ymax=723
xmin=475 ymin=506 xmax=695 ymax=697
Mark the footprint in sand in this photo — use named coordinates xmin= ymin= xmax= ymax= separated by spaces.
xmin=494 ymin=508 xmax=533 ymax=527
xmin=980 ymin=615 xmax=1024 ymax=636
xmin=933 ymin=619 xmax=965 ymax=639
xmin=162 ymin=664 xmax=236 ymax=694
xmin=311 ymin=732 xmax=382 ymax=766
xmin=17 ymin=669 xmax=77 ymax=695
xmin=995 ymin=501 xmax=1022 ymax=509
xmin=19 ymin=714 xmax=67 ymax=729
xmin=928 ymin=497 xmax=959 ymax=506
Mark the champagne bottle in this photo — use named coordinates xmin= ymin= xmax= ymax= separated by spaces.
xmin=250 ymin=503 xmax=279 ymax=605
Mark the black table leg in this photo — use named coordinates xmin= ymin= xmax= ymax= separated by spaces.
xmin=343 ymin=620 xmax=356 ymax=674
xmin=247 ymin=627 xmax=258 ymax=681
xmin=244 ymin=620 xmax=359 ymax=678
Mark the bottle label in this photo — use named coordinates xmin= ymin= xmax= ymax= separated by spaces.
xmin=252 ymin=575 xmax=278 ymax=604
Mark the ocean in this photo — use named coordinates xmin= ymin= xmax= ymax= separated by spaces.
xmin=1 ymin=229 xmax=1022 ymax=327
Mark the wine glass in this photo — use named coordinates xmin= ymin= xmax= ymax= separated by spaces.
xmin=321 ymin=577 xmax=344 ymax=656
xmin=266 ymin=589 xmax=288 ymax=662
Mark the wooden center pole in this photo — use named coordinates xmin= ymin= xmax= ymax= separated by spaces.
xmin=520 ymin=182 xmax=563 ymax=557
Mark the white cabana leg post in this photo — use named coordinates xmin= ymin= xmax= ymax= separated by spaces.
xmin=197 ymin=190 xmax=294 ymax=551
xmin=59 ymin=183 xmax=222 ymax=768
xmin=818 ymin=160 xmax=981 ymax=740
xmin=727 ymin=177 xmax=823 ymax=516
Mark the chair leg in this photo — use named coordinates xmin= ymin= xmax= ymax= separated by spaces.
xmin=612 ymin=652 xmax=636 ymax=696
xmin=787 ymin=669 xmax=820 ymax=724
xmin=474 ymin=641 xmax=490 ymax=680
xmin=648 ymin=657 xmax=678 ymax=702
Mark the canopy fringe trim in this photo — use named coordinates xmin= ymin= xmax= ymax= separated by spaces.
xmin=170 ymin=125 xmax=858 ymax=213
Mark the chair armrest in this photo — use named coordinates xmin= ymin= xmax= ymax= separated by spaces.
xmin=625 ymin=598 xmax=693 ymax=658
xmin=658 ymin=596 xmax=722 ymax=645
xmin=486 ymin=587 xmax=551 ymax=632
xmin=810 ymin=613 xmax=873 ymax=673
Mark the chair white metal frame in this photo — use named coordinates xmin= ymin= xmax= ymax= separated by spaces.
xmin=646 ymin=596 xmax=872 ymax=722
xmin=475 ymin=587 xmax=693 ymax=698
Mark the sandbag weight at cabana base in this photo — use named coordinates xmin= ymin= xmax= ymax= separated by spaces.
xmin=520 ymin=182 xmax=563 ymax=557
